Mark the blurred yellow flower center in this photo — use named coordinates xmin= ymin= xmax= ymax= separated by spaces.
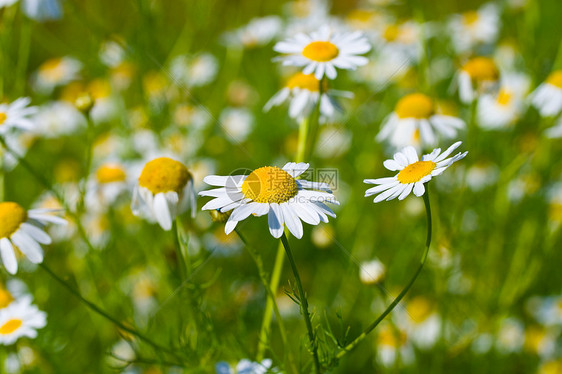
xmin=383 ymin=25 xmax=400 ymax=42
xmin=0 ymin=202 xmax=27 ymax=239
xmin=497 ymin=89 xmax=513 ymax=106
xmin=395 ymin=93 xmax=434 ymax=119
xmin=286 ymin=73 xmax=326 ymax=92
xmin=302 ymin=41 xmax=339 ymax=62
xmin=138 ymin=157 xmax=191 ymax=194
xmin=406 ymin=296 xmax=434 ymax=322
xmin=463 ymin=11 xmax=480 ymax=25
xmin=0 ymin=319 xmax=22 ymax=335
xmin=241 ymin=166 xmax=298 ymax=204
xmin=0 ymin=288 xmax=14 ymax=308
xmin=0 ymin=112 xmax=7 ymax=125
xmin=347 ymin=9 xmax=374 ymax=24
xmin=546 ymin=70 xmax=562 ymax=88
xmin=462 ymin=57 xmax=499 ymax=82
xmin=40 ymin=58 xmax=64 ymax=81
xmin=397 ymin=161 xmax=436 ymax=184
xmin=97 ymin=164 xmax=127 ymax=184
xmin=378 ymin=326 xmax=407 ymax=347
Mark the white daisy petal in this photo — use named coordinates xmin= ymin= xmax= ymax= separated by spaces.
xmin=153 ymin=193 xmax=173 ymax=231
xmin=11 ymin=230 xmax=44 ymax=264
xmin=0 ymin=238 xmax=18 ymax=274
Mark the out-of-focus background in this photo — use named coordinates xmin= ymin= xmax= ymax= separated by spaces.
xmin=1 ymin=0 xmax=561 ymax=372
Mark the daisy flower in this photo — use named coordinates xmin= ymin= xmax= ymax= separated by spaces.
xmin=377 ymin=93 xmax=466 ymax=150
xmin=457 ymin=57 xmax=500 ymax=104
xmin=264 ymin=72 xmax=352 ymax=122
xmin=84 ymin=161 xmax=132 ymax=212
xmin=0 ymin=98 xmax=37 ymax=135
xmin=365 ymin=142 xmax=467 ymax=202
xmin=448 ymin=4 xmax=500 ymax=53
xmin=477 ymin=72 xmax=530 ymax=129
xmin=373 ymin=21 xmax=422 ymax=62
xmin=0 ymin=297 xmax=46 ymax=345
xmin=359 ymin=258 xmax=386 ymax=285
xmin=530 ymin=70 xmax=562 ymax=117
xmin=131 ymin=157 xmax=196 ymax=231
xmin=33 ymin=56 xmax=81 ymax=94
xmin=31 ymin=101 xmax=86 ymax=137
xmin=22 ymin=0 xmax=62 ymax=21
xmin=222 ymin=16 xmax=283 ymax=49
xmin=199 ymin=162 xmax=339 ymax=239
xmin=376 ymin=323 xmax=415 ymax=368
xmin=401 ymin=296 xmax=441 ymax=349
xmin=0 ymin=202 xmax=67 ymax=274
xmin=274 ymin=26 xmax=371 ymax=80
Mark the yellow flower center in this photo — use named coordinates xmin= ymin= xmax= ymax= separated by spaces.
xmin=241 ymin=166 xmax=298 ymax=204
xmin=0 ymin=202 xmax=27 ymax=239
xmin=462 ymin=57 xmax=499 ymax=82
xmin=138 ymin=157 xmax=191 ymax=194
xmin=378 ymin=325 xmax=407 ymax=347
xmin=497 ymin=89 xmax=513 ymax=106
xmin=383 ymin=25 xmax=400 ymax=42
xmin=0 ymin=319 xmax=22 ymax=335
xmin=40 ymin=58 xmax=64 ymax=81
xmin=286 ymin=72 xmax=327 ymax=92
xmin=0 ymin=112 xmax=7 ymax=126
xmin=96 ymin=164 xmax=127 ymax=184
xmin=347 ymin=9 xmax=375 ymax=24
xmin=406 ymin=296 xmax=434 ymax=322
xmin=397 ymin=161 xmax=436 ymax=184
xmin=0 ymin=288 xmax=14 ymax=308
xmin=302 ymin=41 xmax=339 ymax=62
xmin=463 ymin=11 xmax=480 ymax=25
xmin=546 ymin=70 xmax=562 ymax=89
xmin=395 ymin=93 xmax=435 ymax=119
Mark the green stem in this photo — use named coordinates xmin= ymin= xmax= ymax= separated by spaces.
xmin=296 ymin=117 xmax=310 ymax=163
xmin=257 ymin=241 xmax=285 ymax=360
xmin=235 ymin=229 xmax=294 ymax=371
xmin=280 ymin=233 xmax=321 ymax=373
xmin=335 ymin=185 xmax=432 ymax=360
xmin=174 ymin=216 xmax=192 ymax=279
xmin=39 ymin=263 xmax=182 ymax=361
xmin=15 ymin=18 xmax=32 ymax=96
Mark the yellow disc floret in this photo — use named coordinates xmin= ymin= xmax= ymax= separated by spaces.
xmin=0 ymin=319 xmax=22 ymax=335
xmin=96 ymin=164 xmax=127 ymax=184
xmin=302 ymin=41 xmax=339 ymax=62
xmin=546 ymin=70 xmax=562 ymax=89
xmin=496 ymin=89 xmax=513 ymax=106
xmin=395 ymin=93 xmax=435 ymax=119
xmin=406 ymin=296 xmax=434 ymax=322
xmin=0 ymin=112 xmax=7 ymax=126
xmin=39 ymin=58 xmax=64 ymax=82
xmin=286 ymin=73 xmax=327 ymax=92
xmin=383 ymin=25 xmax=400 ymax=42
xmin=462 ymin=57 xmax=499 ymax=82
xmin=377 ymin=325 xmax=407 ymax=347
xmin=0 ymin=288 xmax=14 ymax=308
xmin=463 ymin=11 xmax=480 ymax=26
xmin=0 ymin=202 xmax=27 ymax=239
xmin=138 ymin=157 xmax=191 ymax=194
xmin=241 ymin=166 xmax=299 ymax=204
xmin=397 ymin=161 xmax=436 ymax=184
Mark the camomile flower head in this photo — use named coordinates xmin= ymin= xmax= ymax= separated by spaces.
xmin=0 ymin=98 xmax=37 ymax=135
xmin=199 ymin=162 xmax=339 ymax=239
xmin=0 ymin=285 xmax=14 ymax=309
xmin=31 ymin=101 xmax=86 ymax=137
xmin=222 ymin=16 xmax=283 ymax=49
xmin=365 ymin=142 xmax=467 ymax=203
xmin=170 ymin=53 xmax=218 ymax=88
xmin=84 ymin=161 xmax=132 ymax=212
xmin=33 ymin=57 xmax=81 ymax=93
xmin=0 ymin=297 xmax=46 ymax=345
xmin=477 ymin=72 xmax=530 ymax=130
xmin=531 ymin=70 xmax=562 ymax=117
xmin=0 ymin=202 xmax=67 ymax=274
xmin=376 ymin=323 xmax=415 ymax=368
xmin=401 ymin=296 xmax=441 ymax=349
xmin=448 ymin=4 xmax=500 ymax=53
xmin=274 ymin=26 xmax=371 ymax=80
xmin=131 ymin=157 xmax=196 ymax=231
xmin=264 ymin=72 xmax=352 ymax=122
xmin=377 ymin=93 xmax=466 ymax=150
xmin=359 ymin=258 xmax=386 ymax=285
xmin=457 ymin=57 xmax=500 ymax=103
xmin=373 ymin=21 xmax=422 ymax=61
xmin=22 ymin=0 xmax=62 ymax=21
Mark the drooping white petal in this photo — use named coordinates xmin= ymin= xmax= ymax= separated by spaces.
xmin=0 ymin=238 xmax=18 ymax=274
xmin=153 ymin=193 xmax=173 ymax=231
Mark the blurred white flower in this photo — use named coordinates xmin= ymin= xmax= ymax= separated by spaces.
xmin=0 ymin=297 xmax=46 ymax=345
xmin=219 ymin=107 xmax=254 ymax=143
xmin=22 ymin=0 xmax=62 ymax=21
xmin=33 ymin=57 xmax=81 ymax=93
xmin=448 ymin=4 xmax=500 ymax=53
xmin=32 ymin=101 xmax=86 ymax=137
xmin=531 ymin=70 xmax=562 ymax=117
xmin=170 ymin=53 xmax=219 ymax=87
xmin=457 ymin=56 xmax=500 ymax=103
xmin=359 ymin=258 xmax=386 ymax=284
xmin=0 ymin=98 xmax=37 ymax=135
xmin=222 ymin=16 xmax=283 ymax=48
